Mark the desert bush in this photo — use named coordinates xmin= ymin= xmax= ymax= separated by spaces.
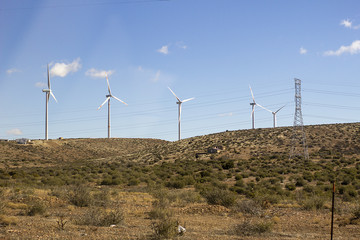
xmin=92 ymin=189 xmax=110 ymax=207
xmin=67 ymin=185 xmax=93 ymax=207
xmin=75 ymin=207 xmax=124 ymax=226
xmin=151 ymin=216 xmax=178 ymax=240
xmin=285 ymin=183 xmax=296 ymax=191
xmin=232 ymin=199 xmax=263 ymax=216
xmin=0 ymin=197 xmax=5 ymax=214
xmin=352 ymin=206 xmax=360 ymax=219
xmin=201 ymin=187 xmax=236 ymax=208
xmin=166 ymin=190 xmax=203 ymax=207
xmin=300 ymin=196 xmax=325 ymax=210
xmin=0 ymin=215 xmax=17 ymax=226
xmin=27 ymin=201 xmax=47 ymax=216
xmin=232 ymin=218 xmax=273 ymax=236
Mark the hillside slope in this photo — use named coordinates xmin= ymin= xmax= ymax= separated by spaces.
xmin=1 ymin=122 xmax=360 ymax=167
xmin=0 ymin=138 xmax=167 ymax=167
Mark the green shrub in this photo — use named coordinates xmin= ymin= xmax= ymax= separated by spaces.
xmin=300 ymin=196 xmax=325 ymax=210
xmin=67 ymin=185 xmax=92 ymax=207
xmin=27 ymin=201 xmax=46 ymax=216
xmin=285 ymin=183 xmax=296 ymax=191
xmin=232 ymin=199 xmax=263 ymax=216
xmin=76 ymin=207 xmax=124 ymax=226
xmin=201 ymin=188 xmax=236 ymax=208
xmin=233 ymin=219 xmax=273 ymax=236
xmin=151 ymin=216 xmax=178 ymax=240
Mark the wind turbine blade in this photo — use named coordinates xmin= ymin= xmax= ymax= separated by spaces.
xmin=249 ymin=85 xmax=255 ymax=103
xmin=97 ymin=97 xmax=110 ymax=110
xmin=182 ymin=97 xmax=194 ymax=103
xmin=47 ymin=64 xmax=50 ymax=89
xmin=50 ymin=91 xmax=57 ymax=103
xmin=256 ymin=103 xmax=272 ymax=113
xmin=106 ymin=74 xmax=112 ymax=95
xmin=112 ymin=95 xmax=128 ymax=105
xmin=275 ymin=105 xmax=286 ymax=113
xmin=168 ymin=87 xmax=181 ymax=102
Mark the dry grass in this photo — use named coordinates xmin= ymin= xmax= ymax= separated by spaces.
xmin=1 ymin=123 xmax=360 ymax=239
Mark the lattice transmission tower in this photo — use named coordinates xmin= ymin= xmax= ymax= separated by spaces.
xmin=289 ymin=78 xmax=309 ymax=160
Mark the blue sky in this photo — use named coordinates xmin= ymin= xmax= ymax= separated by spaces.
xmin=1 ymin=0 xmax=360 ymax=141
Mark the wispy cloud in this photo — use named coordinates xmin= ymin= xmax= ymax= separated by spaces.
xmin=50 ymin=58 xmax=81 ymax=77
xmin=157 ymin=42 xmax=188 ymax=55
xmin=35 ymin=82 xmax=47 ymax=88
xmin=157 ymin=45 xmax=169 ymax=55
xmin=218 ymin=112 xmax=233 ymax=117
xmin=6 ymin=128 xmax=22 ymax=136
xmin=85 ymin=68 xmax=115 ymax=78
xmin=324 ymin=40 xmax=360 ymax=56
xmin=6 ymin=68 xmax=21 ymax=75
xmin=152 ymin=70 xmax=161 ymax=82
xmin=176 ymin=41 xmax=187 ymax=50
xmin=133 ymin=66 xmax=174 ymax=84
xmin=299 ymin=47 xmax=307 ymax=55
xmin=340 ymin=19 xmax=360 ymax=29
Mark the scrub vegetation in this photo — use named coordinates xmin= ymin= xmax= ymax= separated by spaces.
xmin=0 ymin=123 xmax=360 ymax=239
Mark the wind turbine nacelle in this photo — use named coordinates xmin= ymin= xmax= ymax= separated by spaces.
xmin=250 ymin=103 xmax=256 ymax=106
xmin=106 ymin=94 xmax=111 ymax=98
xmin=42 ymin=89 xmax=50 ymax=93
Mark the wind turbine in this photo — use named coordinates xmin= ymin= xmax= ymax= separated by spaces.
xmin=42 ymin=64 xmax=57 ymax=140
xmin=270 ymin=105 xmax=286 ymax=128
xmin=249 ymin=85 xmax=270 ymax=129
xmin=168 ymin=87 xmax=194 ymax=141
xmin=250 ymin=89 xmax=286 ymax=128
xmin=97 ymin=74 xmax=127 ymax=139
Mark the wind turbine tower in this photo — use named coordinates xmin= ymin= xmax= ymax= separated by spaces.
xmin=249 ymin=85 xmax=269 ymax=129
xmin=97 ymin=74 xmax=128 ymax=138
xmin=259 ymin=104 xmax=286 ymax=128
xmin=168 ymin=87 xmax=194 ymax=141
xmin=271 ymin=105 xmax=286 ymax=128
xmin=42 ymin=64 xmax=57 ymax=140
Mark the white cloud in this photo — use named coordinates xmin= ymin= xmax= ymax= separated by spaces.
xmin=340 ymin=19 xmax=360 ymax=29
xmin=50 ymin=58 xmax=81 ymax=77
xmin=157 ymin=45 xmax=169 ymax=55
xmin=152 ymin=70 xmax=161 ymax=82
xmin=218 ymin=112 xmax=233 ymax=117
xmin=6 ymin=128 xmax=22 ymax=136
xmin=85 ymin=68 xmax=115 ymax=78
xmin=6 ymin=68 xmax=21 ymax=75
xmin=137 ymin=66 xmax=144 ymax=72
xmin=324 ymin=40 xmax=360 ymax=56
xmin=35 ymin=82 xmax=47 ymax=88
xmin=341 ymin=19 xmax=352 ymax=28
xmin=299 ymin=47 xmax=307 ymax=55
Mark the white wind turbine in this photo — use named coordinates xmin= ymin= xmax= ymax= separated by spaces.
xmin=97 ymin=74 xmax=128 ymax=138
xmin=168 ymin=87 xmax=194 ymax=141
xmin=257 ymin=104 xmax=286 ymax=128
xmin=42 ymin=64 xmax=57 ymax=140
xmin=249 ymin=85 xmax=270 ymax=129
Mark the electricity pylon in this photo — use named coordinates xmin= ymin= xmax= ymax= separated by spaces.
xmin=289 ymin=78 xmax=309 ymax=160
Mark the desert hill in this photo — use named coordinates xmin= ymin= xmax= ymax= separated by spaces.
xmin=0 ymin=122 xmax=360 ymax=239
xmin=2 ymin=122 xmax=359 ymax=167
